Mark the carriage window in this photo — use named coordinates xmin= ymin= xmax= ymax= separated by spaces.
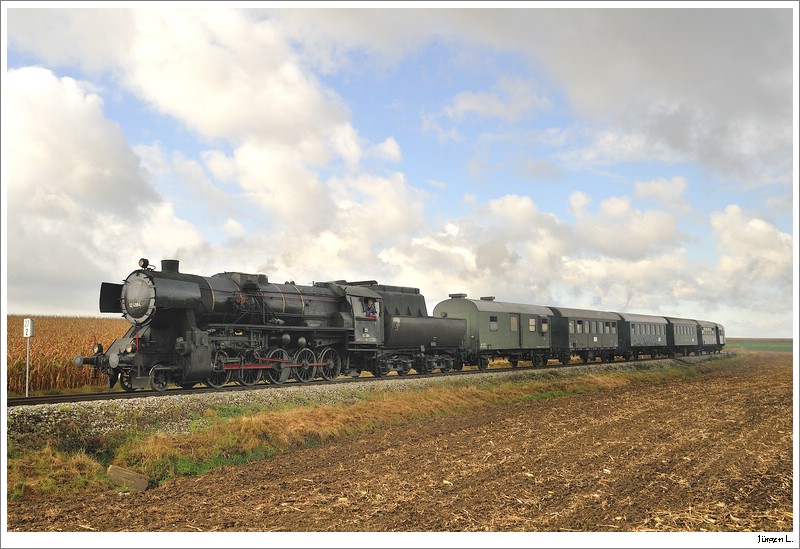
xmin=510 ymin=316 xmax=518 ymax=332
xmin=569 ymin=320 xmax=574 ymax=334
xmin=541 ymin=318 xmax=549 ymax=333
xmin=576 ymin=320 xmax=583 ymax=334
xmin=529 ymin=318 xmax=536 ymax=332
xmin=611 ymin=322 xmax=617 ymax=334
xmin=489 ymin=315 xmax=498 ymax=332
xmin=604 ymin=322 xmax=610 ymax=334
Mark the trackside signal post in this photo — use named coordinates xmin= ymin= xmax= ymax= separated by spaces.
xmin=23 ymin=318 xmax=34 ymax=397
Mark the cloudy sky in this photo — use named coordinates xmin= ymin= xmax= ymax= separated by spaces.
xmin=2 ymin=3 xmax=797 ymax=338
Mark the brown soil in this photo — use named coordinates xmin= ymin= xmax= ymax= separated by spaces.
xmin=6 ymin=352 xmax=794 ymax=535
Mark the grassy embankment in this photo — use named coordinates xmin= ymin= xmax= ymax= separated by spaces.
xmin=7 ymin=353 xmax=755 ymax=501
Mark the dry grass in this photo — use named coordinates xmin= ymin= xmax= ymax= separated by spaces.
xmin=6 ymin=444 xmax=112 ymax=499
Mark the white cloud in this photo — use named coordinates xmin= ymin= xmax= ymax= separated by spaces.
xmin=221 ymin=218 xmax=246 ymax=238
xmin=560 ymin=128 xmax=687 ymax=169
xmin=709 ymin=205 xmax=794 ymax=311
xmin=420 ymin=113 xmax=463 ymax=144
xmin=570 ymin=194 xmax=688 ymax=260
xmin=634 ymin=177 xmax=691 ymax=214
xmin=4 ymin=66 xmax=207 ymax=314
xmin=372 ymin=137 xmax=402 ymax=163
xmin=445 ymin=77 xmax=551 ymax=123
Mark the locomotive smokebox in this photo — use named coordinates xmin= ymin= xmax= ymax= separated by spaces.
xmin=161 ymin=259 xmax=180 ymax=273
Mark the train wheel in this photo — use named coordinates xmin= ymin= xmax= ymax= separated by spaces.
xmin=318 ymin=348 xmax=342 ymax=381
xmin=149 ymin=366 xmax=169 ymax=393
xmin=236 ymin=368 xmax=262 ymax=386
xmin=264 ymin=348 xmax=291 ymax=385
xmin=205 ymin=370 xmax=231 ymax=388
xmin=397 ymin=363 xmax=411 ymax=376
xmin=477 ymin=357 xmax=489 ymax=371
xmin=293 ymin=349 xmax=317 ymax=383
xmin=205 ymin=351 xmax=231 ymax=388
xmin=119 ymin=368 xmax=136 ymax=392
xmin=510 ymin=359 xmax=518 ymax=368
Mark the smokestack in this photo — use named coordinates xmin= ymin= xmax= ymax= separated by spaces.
xmin=161 ymin=259 xmax=180 ymax=273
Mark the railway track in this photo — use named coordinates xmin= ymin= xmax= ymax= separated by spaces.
xmin=7 ymin=364 xmax=516 ymax=407
xmin=7 ymin=353 xmax=723 ymax=408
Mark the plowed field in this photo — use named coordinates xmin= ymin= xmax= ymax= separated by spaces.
xmin=5 ymin=351 xmax=795 ymax=543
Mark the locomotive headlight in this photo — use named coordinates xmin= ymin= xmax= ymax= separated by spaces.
xmin=139 ymin=258 xmax=149 ymax=269
xmin=93 ymin=343 xmax=103 ymax=354
xmin=125 ymin=342 xmax=135 ymax=353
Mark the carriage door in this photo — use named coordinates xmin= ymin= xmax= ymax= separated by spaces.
xmin=510 ymin=314 xmax=521 ymax=349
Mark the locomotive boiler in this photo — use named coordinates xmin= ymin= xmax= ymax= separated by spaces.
xmin=75 ymin=259 xmax=466 ymax=392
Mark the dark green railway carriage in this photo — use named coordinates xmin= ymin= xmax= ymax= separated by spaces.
xmin=697 ymin=319 xmax=725 ymax=353
xmin=547 ymin=306 xmax=621 ymax=364
xmin=433 ymin=295 xmax=553 ymax=368
xmin=616 ymin=312 xmax=668 ymax=359
xmin=664 ymin=316 xmax=699 ymax=356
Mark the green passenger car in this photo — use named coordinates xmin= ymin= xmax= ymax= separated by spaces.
xmin=433 ymin=294 xmax=554 ymax=369
xmin=548 ymin=306 xmax=622 ymax=364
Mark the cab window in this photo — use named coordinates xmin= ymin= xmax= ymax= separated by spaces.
xmin=359 ymin=297 xmax=378 ymax=319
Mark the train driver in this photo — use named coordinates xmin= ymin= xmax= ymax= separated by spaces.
xmin=363 ymin=298 xmax=377 ymax=318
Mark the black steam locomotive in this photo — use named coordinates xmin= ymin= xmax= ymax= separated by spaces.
xmin=75 ymin=258 xmax=726 ymax=392
xmin=75 ymin=259 xmax=466 ymax=392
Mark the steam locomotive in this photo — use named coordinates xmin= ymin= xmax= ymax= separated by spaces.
xmin=75 ymin=259 xmax=466 ymax=391
xmin=75 ymin=259 xmax=726 ymax=392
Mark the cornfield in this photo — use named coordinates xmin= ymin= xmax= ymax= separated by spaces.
xmin=6 ymin=315 xmax=129 ymax=395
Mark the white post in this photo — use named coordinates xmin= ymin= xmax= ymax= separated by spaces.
xmin=23 ymin=318 xmax=34 ymax=397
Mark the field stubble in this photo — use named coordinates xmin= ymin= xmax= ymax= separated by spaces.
xmin=5 ymin=349 xmax=794 ymax=535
